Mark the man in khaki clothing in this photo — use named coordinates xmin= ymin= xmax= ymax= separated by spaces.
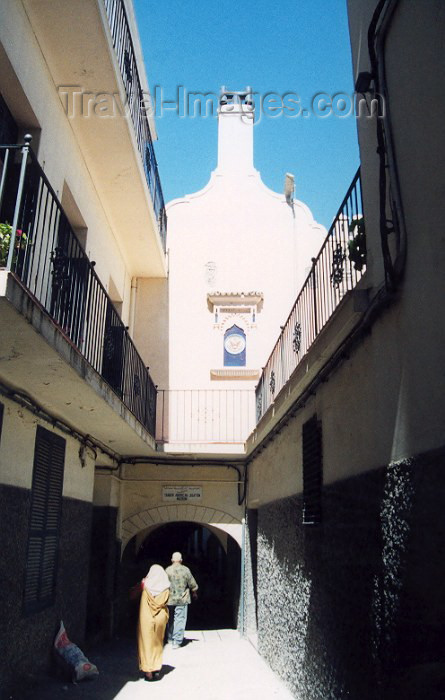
xmin=165 ymin=552 xmax=198 ymax=648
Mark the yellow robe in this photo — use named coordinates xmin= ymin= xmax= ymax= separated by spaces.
xmin=137 ymin=588 xmax=169 ymax=673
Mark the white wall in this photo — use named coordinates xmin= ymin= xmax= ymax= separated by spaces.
xmin=167 ymin=96 xmax=326 ymax=392
xmin=247 ymin=0 xmax=445 ymax=506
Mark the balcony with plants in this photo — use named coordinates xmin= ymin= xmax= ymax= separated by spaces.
xmin=0 ymin=139 xmax=157 ymax=439
xmin=255 ymin=168 xmax=367 ymax=425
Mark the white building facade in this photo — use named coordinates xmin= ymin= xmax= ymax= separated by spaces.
xmin=0 ymin=0 xmax=167 ymax=688
xmin=163 ymin=89 xmax=326 ymax=449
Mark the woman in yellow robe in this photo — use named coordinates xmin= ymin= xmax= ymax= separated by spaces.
xmin=137 ymin=564 xmax=170 ymax=681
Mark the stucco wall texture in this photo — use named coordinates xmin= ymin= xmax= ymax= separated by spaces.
xmin=247 ymin=450 xmax=445 ymax=700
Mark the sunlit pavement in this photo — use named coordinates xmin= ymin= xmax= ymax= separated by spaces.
xmin=19 ymin=630 xmax=296 ymax=700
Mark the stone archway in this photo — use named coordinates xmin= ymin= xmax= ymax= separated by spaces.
xmin=120 ymin=504 xmax=242 ymax=551
xmin=118 ymin=514 xmax=243 ymax=634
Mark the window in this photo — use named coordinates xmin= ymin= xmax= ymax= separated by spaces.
xmin=24 ymin=426 xmax=65 ymax=614
xmin=302 ymin=415 xmax=322 ymax=525
xmin=224 ymin=325 xmax=246 ymax=367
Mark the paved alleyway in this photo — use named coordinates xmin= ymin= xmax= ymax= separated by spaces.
xmin=17 ymin=630 xmax=295 ymax=700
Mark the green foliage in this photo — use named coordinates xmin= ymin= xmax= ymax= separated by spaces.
xmin=0 ymin=222 xmax=28 ymax=266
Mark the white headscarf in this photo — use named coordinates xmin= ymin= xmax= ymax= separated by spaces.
xmin=143 ymin=564 xmax=170 ymax=596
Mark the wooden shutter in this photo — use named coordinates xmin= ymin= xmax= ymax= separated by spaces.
xmin=24 ymin=426 xmax=65 ymax=614
xmin=302 ymin=415 xmax=323 ymax=525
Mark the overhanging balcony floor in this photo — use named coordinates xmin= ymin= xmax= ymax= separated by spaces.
xmin=0 ymin=273 xmax=156 ymax=457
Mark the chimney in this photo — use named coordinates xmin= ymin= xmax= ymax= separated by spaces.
xmin=217 ymin=87 xmax=255 ymax=175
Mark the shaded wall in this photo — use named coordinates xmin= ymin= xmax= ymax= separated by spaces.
xmin=247 ymin=449 xmax=445 ymax=699
xmin=86 ymin=505 xmax=119 ymax=642
xmin=0 ymin=485 xmax=92 ymax=694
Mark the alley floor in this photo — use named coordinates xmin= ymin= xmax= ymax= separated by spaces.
xmin=16 ymin=630 xmax=295 ymax=700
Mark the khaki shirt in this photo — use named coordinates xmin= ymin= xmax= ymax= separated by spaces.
xmin=165 ymin=563 xmax=198 ymax=605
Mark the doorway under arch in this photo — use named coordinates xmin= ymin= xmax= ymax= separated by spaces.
xmin=120 ymin=521 xmax=241 ymax=634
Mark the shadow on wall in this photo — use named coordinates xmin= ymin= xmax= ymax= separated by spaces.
xmin=251 ymin=475 xmax=384 ymax=700
xmin=249 ymin=450 xmax=445 ymax=700
xmin=117 ymin=521 xmax=241 ymax=635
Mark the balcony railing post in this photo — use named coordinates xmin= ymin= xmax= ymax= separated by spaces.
xmin=161 ymin=389 xmax=165 ymax=441
xmin=311 ymin=256 xmax=318 ymax=337
xmin=7 ymin=134 xmax=31 ymax=271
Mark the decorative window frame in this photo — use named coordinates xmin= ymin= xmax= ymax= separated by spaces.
xmin=207 ymin=291 xmax=263 ymax=329
xmin=208 ymin=292 xmax=263 ymax=379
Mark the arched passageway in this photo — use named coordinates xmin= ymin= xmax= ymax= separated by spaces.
xmin=119 ymin=521 xmax=241 ymax=635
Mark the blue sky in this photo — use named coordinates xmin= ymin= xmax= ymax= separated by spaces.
xmin=134 ymin=0 xmax=359 ymax=230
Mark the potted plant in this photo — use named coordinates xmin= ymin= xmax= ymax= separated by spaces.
xmin=348 ymin=216 xmax=366 ymax=272
xmin=0 ymin=222 xmax=28 ymax=267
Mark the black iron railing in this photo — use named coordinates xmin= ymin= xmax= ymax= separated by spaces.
xmin=156 ymin=389 xmax=256 ymax=444
xmin=0 ymin=142 xmax=157 ymax=435
xmin=256 ymin=169 xmax=366 ymax=422
xmin=103 ymin=0 xmax=167 ymax=249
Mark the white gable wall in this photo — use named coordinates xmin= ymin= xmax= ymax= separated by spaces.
xmin=167 ymin=92 xmax=326 ymax=393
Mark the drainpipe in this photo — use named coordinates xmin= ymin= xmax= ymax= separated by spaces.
xmin=373 ymin=0 xmax=407 ymax=282
xmin=239 ymin=515 xmax=246 ymax=637
xmin=363 ymin=0 xmax=406 ymax=288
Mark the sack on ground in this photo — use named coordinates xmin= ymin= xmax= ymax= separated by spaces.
xmin=53 ymin=621 xmax=99 ymax=682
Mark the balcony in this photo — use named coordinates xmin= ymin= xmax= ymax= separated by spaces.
xmin=156 ymin=389 xmax=256 ymax=453
xmin=103 ymin=0 xmax=167 ymax=248
xmin=256 ymin=169 xmax=366 ymax=422
xmin=0 ymin=142 xmax=157 ymax=444
xmin=19 ymin=0 xmax=166 ymax=276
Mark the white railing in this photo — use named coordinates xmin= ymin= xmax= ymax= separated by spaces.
xmin=156 ymin=389 xmax=256 ymax=445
